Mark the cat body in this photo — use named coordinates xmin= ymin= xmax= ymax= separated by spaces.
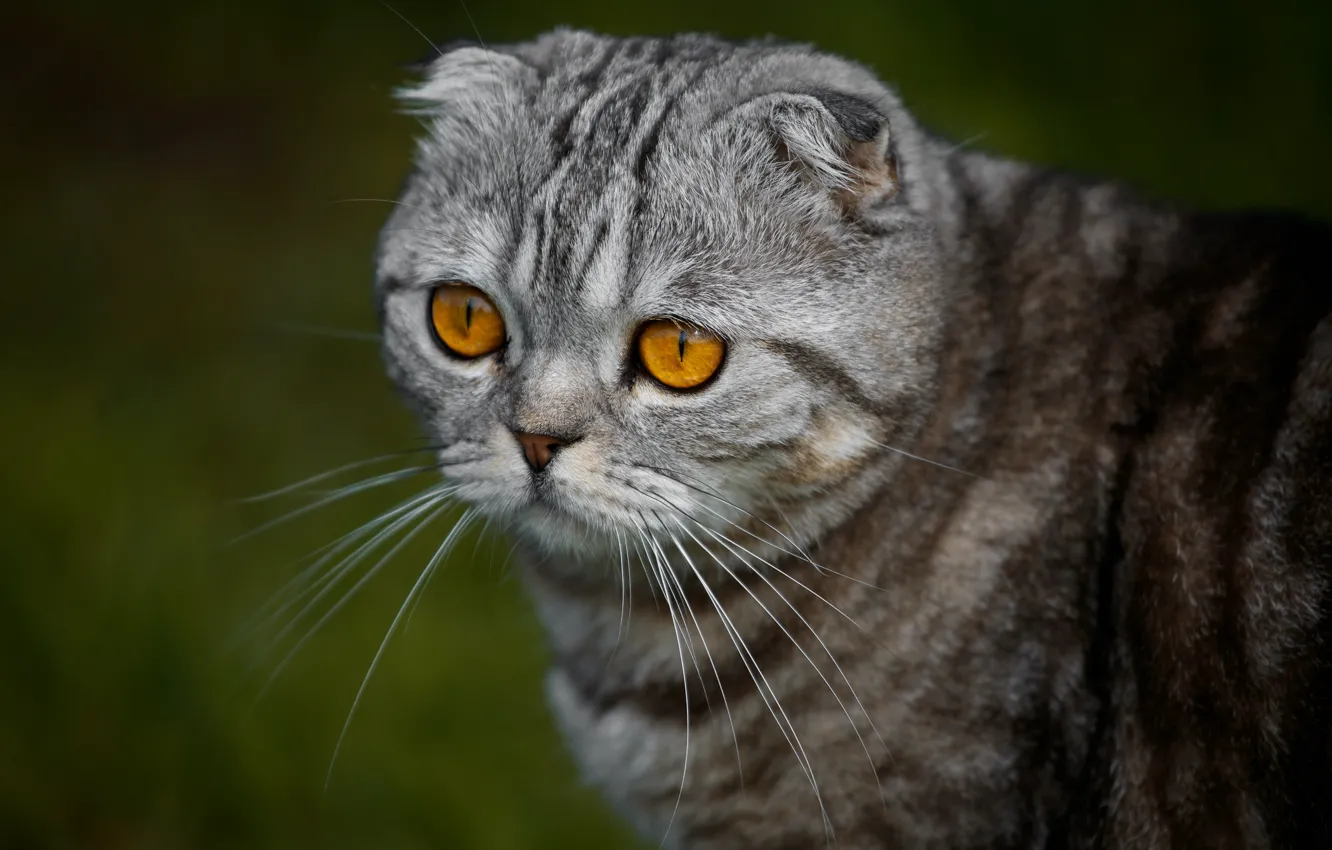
xmin=374 ymin=31 xmax=1332 ymax=848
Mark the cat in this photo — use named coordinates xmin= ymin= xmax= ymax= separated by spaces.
xmin=371 ymin=30 xmax=1332 ymax=849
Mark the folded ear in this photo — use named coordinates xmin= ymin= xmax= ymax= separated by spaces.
xmin=766 ymin=89 xmax=899 ymax=216
xmin=395 ymin=43 xmax=533 ymax=116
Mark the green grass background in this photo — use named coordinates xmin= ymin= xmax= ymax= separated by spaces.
xmin=4 ymin=1 xmax=1330 ymax=847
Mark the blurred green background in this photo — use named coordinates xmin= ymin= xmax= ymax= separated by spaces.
xmin=3 ymin=0 xmax=1329 ymax=847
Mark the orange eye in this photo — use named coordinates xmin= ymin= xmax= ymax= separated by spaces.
xmin=636 ymin=319 xmax=726 ymax=390
xmin=430 ymin=283 xmax=506 ymax=358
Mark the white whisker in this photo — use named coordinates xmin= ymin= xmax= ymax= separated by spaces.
xmin=639 ymin=465 xmax=819 ymax=566
xmin=613 ymin=526 xmax=629 ymax=649
xmin=654 ymin=515 xmax=832 ymax=839
xmin=235 ymin=450 xmax=440 ymax=503
xmin=867 ymin=438 xmax=978 ymax=478
xmin=668 ymin=499 xmax=889 ymax=748
xmin=249 ymin=491 xmax=454 ymax=708
xmin=649 ymin=490 xmax=885 ymax=827
xmin=235 ymin=484 xmax=454 ymax=645
xmin=229 ymin=465 xmax=440 ymax=545
xmin=325 ymin=507 xmax=479 ymax=788
xmin=330 ymin=196 xmax=435 ymax=213
xmin=636 ymin=519 xmax=708 ymax=711
xmin=406 ymin=511 xmax=481 ymax=631
xmin=645 ymin=468 xmax=889 ymax=593
xmin=685 ymin=518 xmax=892 ymax=809
xmin=629 ymin=522 xmax=692 ymax=847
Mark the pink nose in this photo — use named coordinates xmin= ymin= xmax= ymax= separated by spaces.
xmin=515 ymin=432 xmax=565 ymax=472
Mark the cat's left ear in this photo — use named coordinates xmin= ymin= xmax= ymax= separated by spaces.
xmin=765 ymin=89 xmax=899 ymax=216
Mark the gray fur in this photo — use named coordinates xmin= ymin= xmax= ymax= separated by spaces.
xmin=375 ymin=30 xmax=1332 ymax=850
xmin=377 ymin=32 xmax=941 ymax=566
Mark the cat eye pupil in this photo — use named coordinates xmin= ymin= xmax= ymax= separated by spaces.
xmin=465 ymin=297 xmax=473 ymax=330
xmin=677 ymin=331 xmax=686 ymax=362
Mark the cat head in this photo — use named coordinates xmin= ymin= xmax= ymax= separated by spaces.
xmin=375 ymin=30 xmax=947 ymax=569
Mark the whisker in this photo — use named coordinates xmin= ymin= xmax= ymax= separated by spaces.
xmin=379 ymin=0 xmax=505 ymax=139
xmin=654 ymin=492 xmax=878 ymax=692
xmin=498 ymin=533 xmax=521 ymax=579
xmin=250 ymin=489 xmax=456 ymax=703
xmin=635 ymin=517 xmax=708 ymax=709
xmin=691 ymin=522 xmax=862 ymax=630
xmin=325 ymin=506 xmax=479 ymax=788
xmin=688 ymin=498 xmax=814 ymax=567
xmin=867 ymin=438 xmax=978 ymax=478
xmin=229 ymin=466 xmax=440 ymax=547
xmin=683 ymin=517 xmax=892 ymax=806
xmin=237 ymin=448 xmax=443 ymax=504
xmin=646 ymin=491 xmax=886 ymax=823
xmin=454 ymin=0 xmax=489 ymax=52
xmin=632 ymin=535 xmax=662 ymax=608
xmin=636 ymin=465 xmax=890 ymax=593
xmin=378 ymin=0 xmax=444 ymax=61
xmin=628 ymin=522 xmax=692 ymax=846
xmin=647 ymin=512 xmax=831 ymax=837
xmin=942 ymin=130 xmax=989 ymax=157
xmin=624 ymin=529 xmax=636 ymax=628
xmin=406 ymin=511 xmax=477 ymax=631
xmin=636 ymin=464 xmax=819 ymax=566
xmin=613 ymin=526 xmax=629 ymax=650
xmin=250 ymin=496 xmax=440 ymax=670
xmin=467 ymin=514 xmax=492 ymax=566
xmin=654 ymin=527 xmax=745 ymax=784
xmin=234 ymin=484 xmax=452 ymax=644
xmin=330 ymin=196 xmax=434 ymax=214
xmin=637 ymin=518 xmax=751 ymax=784
xmin=451 ymin=0 xmax=509 ymax=109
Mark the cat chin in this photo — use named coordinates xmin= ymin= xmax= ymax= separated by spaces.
xmin=506 ymin=500 xmax=622 ymax=562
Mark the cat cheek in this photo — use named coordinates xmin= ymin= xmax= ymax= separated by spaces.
xmin=776 ymin=411 xmax=878 ymax=488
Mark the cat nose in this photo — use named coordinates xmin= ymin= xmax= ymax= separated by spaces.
xmin=514 ymin=431 xmax=566 ymax=472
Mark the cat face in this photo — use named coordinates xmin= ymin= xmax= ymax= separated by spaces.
xmin=375 ymin=32 xmax=944 ymax=565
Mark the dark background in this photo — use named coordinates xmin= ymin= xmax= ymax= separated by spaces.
xmin=4 ymin=1 xmax=1330 ymax=848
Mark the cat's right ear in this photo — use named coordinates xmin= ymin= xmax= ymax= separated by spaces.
xmin=759 ymin=90 xmax=900 ymax=218
xmin=396 ymin=43 xmax=534 ymax=116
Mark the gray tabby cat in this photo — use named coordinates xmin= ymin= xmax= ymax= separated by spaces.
xmin=373 ymin=30 xmax=1332 ymax=849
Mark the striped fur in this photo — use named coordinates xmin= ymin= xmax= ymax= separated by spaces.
xmin=375 ymin=30 xmax=1332 ymax=849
